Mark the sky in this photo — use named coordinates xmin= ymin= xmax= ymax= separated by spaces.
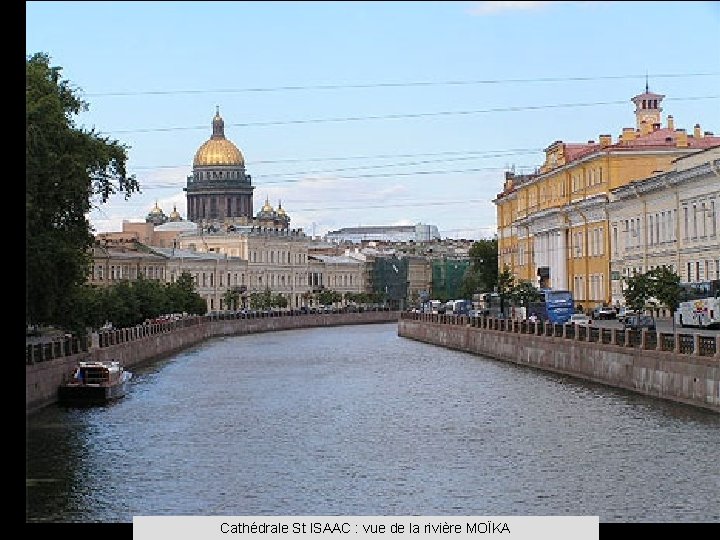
xmin=26 ymin=1 xmax=720 ymax=240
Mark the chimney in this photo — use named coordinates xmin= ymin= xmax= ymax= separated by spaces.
xmin=676 ymin=129 xmax=688 ymax=148
xmin=667 ymin=115 xmax=674 ymax=131
xmin=621 ymin=127 xmax=637 ymax=143
xmin=599 ymin=134 xmax=612 ymax=147
xmin=694 ymin=124 xmax=702 ymax=139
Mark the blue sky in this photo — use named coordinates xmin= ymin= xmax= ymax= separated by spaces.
xmin=26 ymin=1 xmax=720 ymax=239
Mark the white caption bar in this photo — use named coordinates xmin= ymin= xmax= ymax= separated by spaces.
xmin=134 ymin=515 xmax=598 ymax=540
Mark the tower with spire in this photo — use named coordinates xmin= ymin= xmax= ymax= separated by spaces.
xmin=630 ymin=76 xmax=665 ymax=132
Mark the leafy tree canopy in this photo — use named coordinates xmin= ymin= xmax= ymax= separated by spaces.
xmin=26 ymin=52 xmax=140 ymax=328
xmin=468 ymin=237 xmax=498 ymax=292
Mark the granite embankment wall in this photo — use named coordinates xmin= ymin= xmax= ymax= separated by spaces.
xmin=398 ymin=315 xmax=720 ymax=413
xmin=26 ymin=311 xmax=399 ymax=414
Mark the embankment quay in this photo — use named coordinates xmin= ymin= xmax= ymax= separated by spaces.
xmin=399 ymin=313 xmax=720 ymax=413
xmin=26 ymin=310 xmax=398 ymax=414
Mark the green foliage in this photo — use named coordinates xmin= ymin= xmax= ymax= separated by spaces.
xmin=647 ymin=266 xmax=681 ymax=315
xmin=273 ymin=293 xmax=289 ymax=309
xmin=458 ymin=270 xmax=480 ymax=300
xmin=26 ymin=52 xmax=139 ymax=329
xmin=496 ymin=264 xmax=516 ymax=315
xmin=166 ymin=272 xmax=207 ymax=315
xmin=623 ymin=266 xmax=682 ymax=324
xmin=622 ymin=271 xmax=653 ymax=312
xmin=223 ymin=286 xmax=243 ymax=311
xmin=318 ymin=288 xmax=342 ymax=306
xmin=511 ymin=279 xmax=542 ymax=308
xmin=468 ymin=237 xmax=498 ymax=292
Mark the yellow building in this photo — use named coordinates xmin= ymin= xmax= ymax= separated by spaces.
xmin=494 ymin=87 xmax=720 ymax=310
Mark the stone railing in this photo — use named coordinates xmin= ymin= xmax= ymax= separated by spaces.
xmin=399 ymin=312 xmax=720 ymax=358
xmin=26 ymin=308 xmax=394 ymax=365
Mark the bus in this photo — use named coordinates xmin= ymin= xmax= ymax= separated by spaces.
xmin=528 ymin=289 xmax=575 ymax=324
xmin=674 ymin=280 xmax=720 ymax=329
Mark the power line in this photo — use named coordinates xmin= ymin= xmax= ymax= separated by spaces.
xmin=84 ymin=72 xmax=720 ymax=97
xmin=124 ymin=165 xmax=534 ymax=192
xmin=129 ymin=147 xmax=545 ymax=170
xmin=101 ymin=96 xmax=720 ymax=135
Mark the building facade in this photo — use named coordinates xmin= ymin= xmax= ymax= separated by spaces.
xmin=606 ymin=146 xmax=720 ymax=305
xmin=494 ymin=87 xmax=720 ymax=309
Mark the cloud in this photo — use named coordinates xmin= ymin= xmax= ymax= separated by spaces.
xmin=467 ymin=1 xmax=559 ymax=15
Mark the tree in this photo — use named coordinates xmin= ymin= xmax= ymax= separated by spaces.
xmin=273 ymin=293 xmax=289 ymax=309
xmin=647 ymin=266 xmax=681 ymax=331
xmin=468 ymin=237 xmax=498 ymax=292
xmin=496 ymin=264 xmax=515 ymax=317
xmin=223 ymin=286 xmax=244 ymax=311
xmin=166 ymin=272 xmax=206 ymax=315
xmin=26 ymin=52 xmax=140 ymax=330
xmin=511 ymin=279 xmax=542 ymax=318
xmin=622 ymin=271 xmax=653 ymax=313
xmin=458 ymin=269 xmax=480 ymax=300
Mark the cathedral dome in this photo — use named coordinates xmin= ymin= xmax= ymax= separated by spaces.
xmin=168 ymin=204 xmax=182 ymax=222
xmin=193 ymin=107 xmax=245 ymax=167
xmin=261 ymin=197 xmax=274 ymax=213
xmin=149 ymin=201 xmax=164 ymax=216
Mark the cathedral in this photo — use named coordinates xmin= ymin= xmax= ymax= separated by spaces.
xmin=182 ymin=107 xmax=290 ymax=231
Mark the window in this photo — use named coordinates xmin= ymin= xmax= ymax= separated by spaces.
xmin=613 ymin=227 xmax=618 ymax=256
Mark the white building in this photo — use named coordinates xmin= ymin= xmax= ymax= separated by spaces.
xmin=607 ymin=146 xmax=720 ymax=305
xmin=325 ymin=223 xmax=440 ymax=244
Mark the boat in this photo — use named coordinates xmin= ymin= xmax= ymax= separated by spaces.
xmin=58 ymin=360 xmax=132 ymax=405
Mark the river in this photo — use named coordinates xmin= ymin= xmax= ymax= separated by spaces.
xmin=26 ymin=323 xmax=720 ymax=523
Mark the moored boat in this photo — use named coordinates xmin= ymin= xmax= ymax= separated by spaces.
xmin=58 ymin=360 xmax=132 ymax=405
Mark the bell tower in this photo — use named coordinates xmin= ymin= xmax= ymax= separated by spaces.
xmin=630 ymin=78 xmax=665 ymax=131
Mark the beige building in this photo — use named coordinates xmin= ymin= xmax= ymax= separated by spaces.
xmin=175 ymin=227 xmax=314 ymax=308
xmin=606 ymin=146 xmax=720 ymax=305
xmin=147 ymin=246 xmax=249 ymax=312
xmin=308 ymin=254 xmax=368 ymax=301
xmin=89 ymin=244 xmax=168 ymax=286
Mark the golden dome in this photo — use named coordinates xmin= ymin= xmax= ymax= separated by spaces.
xmin=261 ymin=196 xmax=274 ymax=213
xmin=193 ymin=107 xmax=245 ymax=167
xmin=169 ymin=204 xmax=182 ymax=221
xmin=276 ymin=201 xmax=286 ymax=216
xmin=149 ymin=201 xmax=164 ymax=215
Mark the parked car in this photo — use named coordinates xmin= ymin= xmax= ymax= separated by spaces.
xmin=592 ymin=306 xmax=617 ymax=320
xmin=622 ymin=315 xmax=656 ymax=331
xmin=569 ymin=314 xmax=592 ymax=326
xmin=617 ymin=307 xmax=637 ymax=324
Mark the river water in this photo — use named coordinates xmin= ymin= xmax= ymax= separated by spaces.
xmin=26 ymin=323 xmax=720 ymax=523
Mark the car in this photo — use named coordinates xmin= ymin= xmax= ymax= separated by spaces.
xmin=617 ymin=307 xmax=637 ymax=323
xmin=569 ymin=314 xmax=592 ymax=325
xmin=622 ymin=315 xmax=656 ymax=331
xmin=592 ymin=306 xmax=617 ymax=320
